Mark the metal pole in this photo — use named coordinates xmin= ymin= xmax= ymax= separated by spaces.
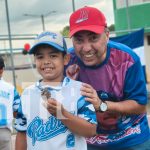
xmin=41 ymin=14 xmax=45 ymax=31
xmin=125 ymin=0 xmax=131 ymax=32
xmin=72 ymin=0 xmax=75 ymax=12
xmin=24 ymin=11 xmax=56 ymax=32
xmin=5 ymin=0 xmax=16 ymax=88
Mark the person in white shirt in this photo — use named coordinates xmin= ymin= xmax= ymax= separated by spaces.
xmin=0 ymin=55 xmax=20 ymax=150
xmin=15 ymin=31 xmax=97 ymax=150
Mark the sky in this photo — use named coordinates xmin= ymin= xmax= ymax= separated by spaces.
xmin=0 ymin=0 xmax=114 ymax=35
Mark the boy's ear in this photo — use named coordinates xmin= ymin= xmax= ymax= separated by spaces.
xmin=64 ymin=54 xmax=70 ymax=65
xmin=33 ymin=56 xmax=36 ymax=63
xmin=0 ymin=68 xmax=4 ymax=76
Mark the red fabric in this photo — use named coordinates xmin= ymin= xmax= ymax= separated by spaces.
xmin=69 ymin=6 xmax=107 ymax=37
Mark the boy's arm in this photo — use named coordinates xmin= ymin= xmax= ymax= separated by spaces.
xmin=13 ymin=88 xmax=21 ymax=118
xmin=45 ymin=98 xmax=97 ymax=137
xmin=15 ymin=132 xmax=27 ymax=150
xmin=14 ymin=91 xmax=27 ymax=150
xmin=61 ymin=109 xmax=96 ymax=137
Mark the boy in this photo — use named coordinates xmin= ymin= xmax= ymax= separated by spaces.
xmin=0 ymin=55 xmax=20 ymax=150
xmin=15 ymin=31 xmax=97 ymax=150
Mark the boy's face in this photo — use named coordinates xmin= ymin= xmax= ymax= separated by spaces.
xmin=34 ymin=46 xmax=70 ymax=83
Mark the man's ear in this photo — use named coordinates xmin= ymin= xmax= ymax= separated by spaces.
xmin=105 ymin=31 xmax=110 ymax=43
xmin=64 ymin=54 xmax=70 ymax=66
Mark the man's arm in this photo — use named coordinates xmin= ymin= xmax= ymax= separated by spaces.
xmin=105 ymin=100 xmax=146 ymax=115
xmin=15 ymin=132 xmax=27 ymax=150
xmin=81 ymin=83 xmax=146 ymax=115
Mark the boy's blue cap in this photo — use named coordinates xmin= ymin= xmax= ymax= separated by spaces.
xmin=29 ymin=31 xmax=67 ymax=54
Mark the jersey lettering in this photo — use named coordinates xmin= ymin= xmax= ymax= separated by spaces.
xmin=0 ymin=104 xmax=7 ymax=125
xmin=27 ymin=116 xmax=67 ymax=146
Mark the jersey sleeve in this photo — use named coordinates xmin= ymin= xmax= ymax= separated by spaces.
xmin=77 ymin=96 xmax=97 ymax=124
xmin=14 ymin=89 xmax=28 ymax=132
xmin=14 ymin=106 xmax=27 ymax=132
xmin=123 ymin=59 xmax=147 ymax=104
xmin=13 ymin=88 xmax=21 ymax=112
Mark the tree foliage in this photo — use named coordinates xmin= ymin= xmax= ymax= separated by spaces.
xmin=61 ymin=24 xmax=115 ymax=37
xmin=61 ymin=26 xmax=69 ymax=37
xmin=108 ymin=24 xmax=115 ymax=32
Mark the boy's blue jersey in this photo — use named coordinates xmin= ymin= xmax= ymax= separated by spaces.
xmin=68 ymin=41 xmax=150 ymax=150
xmin=15 ymin=77 xmax=97 ymax=150
xmin=0 ymin=79 xmax=20 ymax=131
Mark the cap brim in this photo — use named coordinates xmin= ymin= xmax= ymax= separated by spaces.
xmin=69 ymin=25 xmax=105 ymax=37
xmin=29 ymin=41 xmax=65 ymax=54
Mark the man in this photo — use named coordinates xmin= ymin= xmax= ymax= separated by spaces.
xmin=0 ymin=55 xmax=20 ymax=150
xmin=66 ymin=6 xmax=150 ymax=150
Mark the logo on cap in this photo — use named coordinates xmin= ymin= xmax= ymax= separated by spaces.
xmin=37 ymin=31 xmax=57 ymax=40
xmin=29 ymin=31 xmax=67 ymax=54
xmin=75 ymin=9 xmax=89 ymax=24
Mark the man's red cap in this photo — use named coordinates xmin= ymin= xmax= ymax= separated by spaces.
xmin=69 ymin=6 xmax=107 ymax=37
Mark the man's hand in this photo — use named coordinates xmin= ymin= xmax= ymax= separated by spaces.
xmin=80 ymin=83 xmax=102 ymax=111
xmin=66 ymin=64 xmax=80 ymax=80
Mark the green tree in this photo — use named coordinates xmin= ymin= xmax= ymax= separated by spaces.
xmin=61 ymin=26 xmax=69 ymax=37
xmin=108 ymin=24 xmax=115 ymax=31
xmin=61 ymin=24 xmax=115 ymax=36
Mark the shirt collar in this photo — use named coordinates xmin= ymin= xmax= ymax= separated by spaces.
xmin=35 ymin=76 xmax=70 ymax=91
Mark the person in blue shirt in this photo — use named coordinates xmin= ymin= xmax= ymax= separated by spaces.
xmin=66 ymin=6 xmax=150 ymax=150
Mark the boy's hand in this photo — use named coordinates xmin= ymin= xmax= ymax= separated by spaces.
xmin=43 ymin=98 xmax=66 ymax=119
xmin=66 ymin=64 xmax=80 ymax=80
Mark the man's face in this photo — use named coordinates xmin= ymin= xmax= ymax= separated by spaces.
xmin=72 ymin=30 xmax=109 ymax=66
